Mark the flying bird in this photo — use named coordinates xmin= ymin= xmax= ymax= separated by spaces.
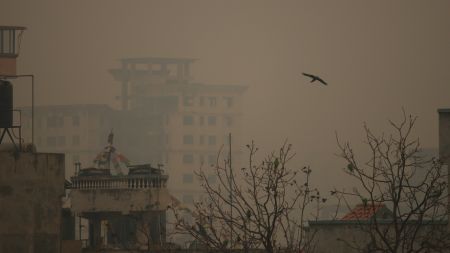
xmin=302 ymin=73 xmax=327 ymax=85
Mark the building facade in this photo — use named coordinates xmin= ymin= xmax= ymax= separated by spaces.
xmin=109 ymin=57 xmax=247 ymax=206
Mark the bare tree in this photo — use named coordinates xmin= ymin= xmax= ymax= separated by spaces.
xmin=170 ymin=142 xmax=324 ymax=253
xmin=333 ymin=111 xmax=450 ymax=253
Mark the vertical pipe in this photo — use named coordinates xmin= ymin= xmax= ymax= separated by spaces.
xmin=12 ymin=30 xmax=16 ymax=54
xmin=0 ymin=30 xmax=3 ymax=53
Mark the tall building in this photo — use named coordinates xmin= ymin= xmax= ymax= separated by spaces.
xmin=109 ymin=57 xmax=247 ymax=204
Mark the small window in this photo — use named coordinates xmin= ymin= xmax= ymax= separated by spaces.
xmin=199 ymin=116 xmax=205 ymax=126
xmin=224 ymin=135 xmax=230 ymax=145
xmin=224 ymin=116 xmax=232 ymax=127
xmin=182 ymin=194 xmax=194 ymax=204
xmin=183 ymin=154 xmax=194 ymax=164
xmin=47 ymin=116 xmax=63 ymax=128
xmin=207 ymin=116 xmax=216 ymax=126
xmin=208 ymin=154 xmax=216 ymax=165
xmin=199 ymin=135 xmax=205 ymax=145
xmin=183 ymin=135 xmax=194 ymax=145
xmin=72 ymin=135 xmax=80 ymax=146
xmin=72 ymin=115 xmax=80 ymax=126
xmin=199 ymin=155 xmax=205 ymax=164
xmin=47 ymin=136 xmax=56 ymax=147
xmin=208 ymin=97 xmax=217 ymax=107
xmin=57 ymin=136 xmax=66 ymax=147
xmin=183 ymin=115 xmax=194 ymax=125
xmin=224 ymin=97 xmax=233 ymax=108
xmin=207 ymin=174 xmax=217 ymax=184
xmin=183 ymin=96 xmax=194 ymax=106
xmin=183 ymin=173 xmax=194 ymax=183
xmin=199 ymin=96 xmax=205 ymax=106
xmin=208 ymin=135 xmax=216 ymax=145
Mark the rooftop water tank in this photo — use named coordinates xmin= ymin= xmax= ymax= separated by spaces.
xmin=0 ymin=80 xmax=13 ymax=128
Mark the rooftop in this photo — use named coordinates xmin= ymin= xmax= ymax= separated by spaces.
xmin=120 ymin=57 xmax=197 ymax=64
xmin=341 ymin=203 xmax=389 ymax=221
xmin=0 ymin=26 xmax=26 ymax=30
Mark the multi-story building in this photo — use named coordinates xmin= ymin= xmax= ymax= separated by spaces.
xmin=109 ymin=57 xmax=247 ymax=205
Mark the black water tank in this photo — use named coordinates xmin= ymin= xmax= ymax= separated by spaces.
xmin=0 ymin=80 xmax=13 ymax=128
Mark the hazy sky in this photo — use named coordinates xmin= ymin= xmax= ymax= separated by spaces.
xmin=2 ymin=0 xmax=450 ymax=188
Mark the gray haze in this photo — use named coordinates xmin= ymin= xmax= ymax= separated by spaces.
xmin=2 ymin=0 xmax=450 ymax=188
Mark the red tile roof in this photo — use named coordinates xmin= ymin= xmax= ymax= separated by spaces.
xmin=341 ymin=203 xmax=386 ymax=221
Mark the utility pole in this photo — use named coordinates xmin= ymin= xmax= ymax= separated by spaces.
xmin=229 ymin=132 xmax=233 ymax=251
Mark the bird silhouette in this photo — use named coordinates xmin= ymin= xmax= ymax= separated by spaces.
xmin=302 ymin=73 xmax=327 ymax=85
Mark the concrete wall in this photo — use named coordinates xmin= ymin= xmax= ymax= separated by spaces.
xmin=0 ymin=151 xmax=65 ymax=253
xmin=438 ymin=109 xmax=450 ymax=230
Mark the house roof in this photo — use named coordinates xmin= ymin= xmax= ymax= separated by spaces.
xmin=341 ymin=203 xmax=386 ymax=221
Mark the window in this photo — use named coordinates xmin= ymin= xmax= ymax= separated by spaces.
xmin=72 ymin=135 xmax=80 ymax=146
xmin=47 ymin=116 xmax=63 ymax=128
xmin=224 ymin=135 xmax=230 ymax=145
xmin=199 ymin=155 xmax=205 ymax=164
xmin=208 ymin=97 xmax=217 ymax=106
xmin=183 ymin=154 xmax=194 ymax=164
xmin=199 ymin=96 xmax=205 ymax=106
xmin=208 ymin=154 xmax=216 ymax=165
xmin=183 ymin=96 xmax=194 ymax=106
xmin=208 ymin=135 xmax=216 ymax=145
xmin=47 ymin=136 xmax=56 ymax=147
xmin=183 ymin=173 xmax=194 ymax=183
xmin=224 ymin=116 xmax=232 ymax=127
xmin=182 ymin=194 xmax=194 ymax=204
xmin=199 ymin=116 xmax=205 ymax=126
xmin=72 ymin=115 xmax=80 ymax=126
xmin=183 ymin=135 xmax=194 ymax=145
xmin=183 ymin=115 xmax=194 ymax=125
xmin=57 ymin=136 xmax=66 ymax=147
xmin=224 ymin=97 xmax=233 ymax=108
xmin=207 ymin=174 xmax=217 ymax=184
xmin=207 ymin=116 xmax=216 ymax=126
xmin=199 ymin=135 xmax=205 ymax=145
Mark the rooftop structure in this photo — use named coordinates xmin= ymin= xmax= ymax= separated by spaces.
xmin=0 ymin=26 xmax=26 ymax=76
xmin=69 ymin=133 xmax=171 ymax=250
